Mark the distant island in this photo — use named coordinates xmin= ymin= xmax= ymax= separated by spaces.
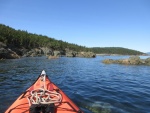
xmin=0 ymin=24 xmax=146 ymax=59
xmin=91 ymin=47 xmax=145 ymax=55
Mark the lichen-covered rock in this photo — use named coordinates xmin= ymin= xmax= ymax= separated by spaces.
xmin=128 ymin=56 xmax=141 ymax=65
xmin=77 ymin=52 xmax=96 ymax=58
xmin=47 ymin=55 xmax=59 ymax=59
xmin=102 ymin=59 xmax=114 ymax=64
xmin=41 ymin=47 xmax=53 ymax=55
xmin=23 ymin=48 xmax=44 ymax=57
xmin=47 ymin=51 xmax=60 ymax=59
xmin=121 ymin=59 xmax=130 ymax=64
xmin=0 ymin=42 xmax=6 ymax=48
xmin=102 ymin=56 xmax=150 ymax=66
xmin=65 ymin=48 xmax=95 ymax=58
xmin=0 ymin=48 xmax=20 ymax=59
xmin=53 ymin=51 xmax=61 ymax=57
xmin=145 ymin=57 xmax=150 ymax=65
xmin=66 ymin=51 xmax=77 ymax=57
xmin=0 ymin=42 xmax=20 ymax=59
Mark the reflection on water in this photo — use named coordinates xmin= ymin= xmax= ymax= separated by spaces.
xmin=0 ymin=56 xmax=150 ymax=113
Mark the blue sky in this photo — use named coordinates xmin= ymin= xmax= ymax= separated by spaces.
xmin=0 ymin=0 xmax=150 ymax=52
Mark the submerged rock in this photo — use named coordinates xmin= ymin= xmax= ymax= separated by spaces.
xmin=81 ymin=101 xmax=111 ymax=113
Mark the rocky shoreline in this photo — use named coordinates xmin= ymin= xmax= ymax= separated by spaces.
xmin=102 ymin=56 xmax=150 ymax=65
xmin=0 ymin=42 xmax=96 ymax=59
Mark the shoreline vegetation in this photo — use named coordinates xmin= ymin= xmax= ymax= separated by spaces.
xmin=0 ymin=24 xmax=147 ymax=59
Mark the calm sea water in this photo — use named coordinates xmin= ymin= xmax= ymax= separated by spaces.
xmin=0 ymin=56 xmax=150 ymax=113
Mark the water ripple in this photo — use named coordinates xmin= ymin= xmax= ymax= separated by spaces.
xmin=0 ymin=56 xmax=150 ymax=113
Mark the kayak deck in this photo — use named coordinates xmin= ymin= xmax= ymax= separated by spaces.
xmin=5 ymin=71 xmax=83 ymax=113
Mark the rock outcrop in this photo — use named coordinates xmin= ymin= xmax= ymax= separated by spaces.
xmin=0 ymin=48 xmax=20 ymax=59
xmin=102 ymin=56 xmax=150 ymax=65
xmin=0 ymin=42 xmax=20 ymax=59
xmin=47 ymin=55 xmax=59 ymax=59
xmin=41 ymin=47 xmax=53 ymax=55
xmin=77 ymin=52 xmax=96 ymax=58
xmin=47 ymin=50 xmax=60 ymax=59
xmin=128 ymin=56 xmax=142 ymax=65
xmin=66 ymin=51 xmax=77 ymax=57
xmin=0 ymin=42 xmax=96 ymax=59
xmin=65 ymin=48 xmax=96 ymax=58
xmin=145 ymin=58 xmax=150 ymax=65
xmin=23 ymin=48 xmax=44 ymax=57
xmin=0 ymin=42 xmax=6 ymax=48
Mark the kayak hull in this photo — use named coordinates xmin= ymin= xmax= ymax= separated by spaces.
xmin=5 ymin=75 xmax=83 ymax=113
